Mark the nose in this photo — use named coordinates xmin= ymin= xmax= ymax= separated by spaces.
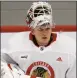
xmin=41 ymin=29 xmax=46 ymax=32
xmin=43 ymin=30 xmax=48 ymax=34
xmin=42 ymin=31 xmax=48 ymax=36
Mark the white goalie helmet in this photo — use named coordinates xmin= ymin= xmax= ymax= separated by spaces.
xmin=26 ymin=2 xmax=54 ymax=28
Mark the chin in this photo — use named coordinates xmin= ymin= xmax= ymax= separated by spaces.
xmin=41 ymin=41 xmax=49 ymax=45
xmin=42 ymin=39 xmax=49 ymax=42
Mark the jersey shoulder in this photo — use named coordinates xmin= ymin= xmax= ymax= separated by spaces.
xmin=8 ymin=31 xmax=33 ymax=52
xmin=56 ymin=33 xmax=76 ymax=55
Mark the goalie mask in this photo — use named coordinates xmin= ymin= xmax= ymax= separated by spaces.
xmin=26 ymin=2 xmax=54 ymax=28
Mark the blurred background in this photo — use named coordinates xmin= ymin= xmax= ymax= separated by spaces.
xmin=1 ymin=1 xmax=76 ymax=25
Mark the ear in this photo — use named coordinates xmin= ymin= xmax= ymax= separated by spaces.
xmin=31 ymin=29 xmax=35 ymax=35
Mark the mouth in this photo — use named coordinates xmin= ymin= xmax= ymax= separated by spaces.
xmin=42 ymin=37 xmax=47 ymax=39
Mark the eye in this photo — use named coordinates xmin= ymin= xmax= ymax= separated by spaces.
xmin=46 ymin=28 xmax=50 ymax=30
xmin=38 ymin=28 xmax=43 ymax=31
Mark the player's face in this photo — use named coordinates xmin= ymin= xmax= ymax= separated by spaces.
xmin=32 ymin=25 xmax=52 ymax=46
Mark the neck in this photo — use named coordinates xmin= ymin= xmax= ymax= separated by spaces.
xmin=37 ymin=42 xmax=48 ymax=46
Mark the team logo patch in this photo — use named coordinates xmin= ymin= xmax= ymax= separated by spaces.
xmin=26 ymin=61 xmax=55 ymax=78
